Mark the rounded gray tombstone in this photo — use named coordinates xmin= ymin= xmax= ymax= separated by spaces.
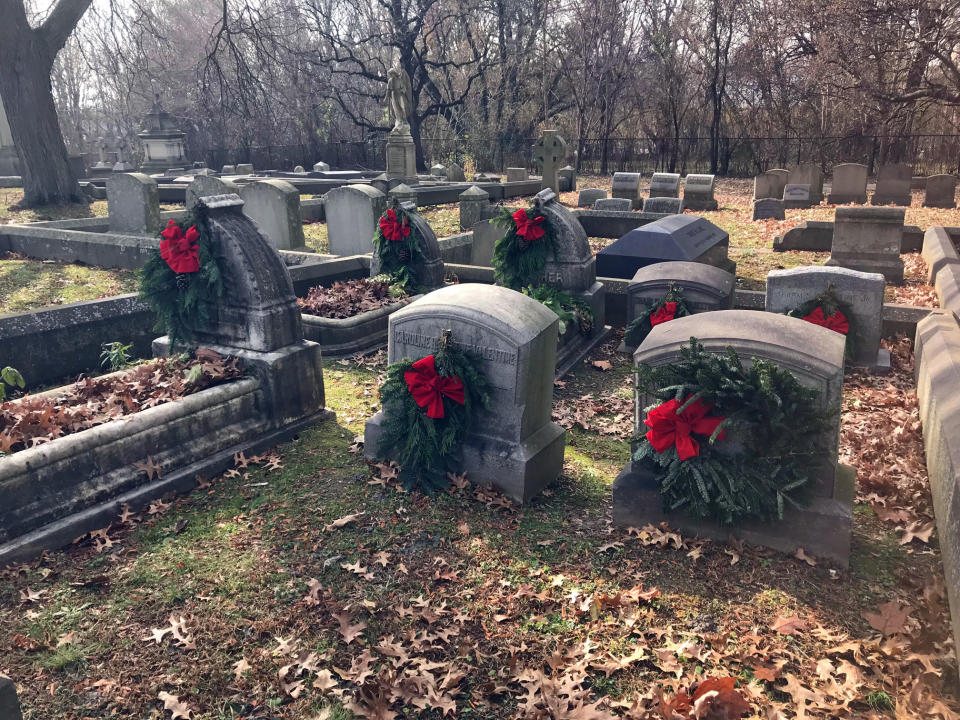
xmin=363 ymin=283 xmax=566 ymax=501
xmin=107 ymin=172 xmax=161 ymax=235
xmin=186 ymin=175 xmax=241 ymax=211
xmin=577 ymin=188 xmax=607 ymax=207
xmin=239 ymin=179 xmax=308 ymax=252
xmin=324 ymin=184 xmax=387 ymax=256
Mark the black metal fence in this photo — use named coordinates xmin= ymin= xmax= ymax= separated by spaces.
xmin=198 ymin=133 xmax=960 ymax=177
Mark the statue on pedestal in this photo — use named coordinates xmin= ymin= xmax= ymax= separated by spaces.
xmin=386 ymin=62 xmax=413 ymax=135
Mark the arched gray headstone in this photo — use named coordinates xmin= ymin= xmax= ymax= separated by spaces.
xmin=107 ymin=172 xmax=160 ymax=235
xmin=369 ymin=200 xmax=444 ymax=291
xmin=239 ymin=179 xmax=309 ymax=252
xmin=325 ymin=184 xmax=387 ymax=256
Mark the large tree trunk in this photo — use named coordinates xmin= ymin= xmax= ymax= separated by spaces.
xmin=0 ymin=0 xmax=92 ymax=207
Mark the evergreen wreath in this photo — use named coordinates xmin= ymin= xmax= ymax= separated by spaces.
xmin=491 ymin=205 xmax=558 ymax=290
xmin=372 ymin=205 xmax=426 ymax=294
xmin=376 ymin=330 xmax=491 ymax=493
xmin=786 ymin=288 xmax=857 ymax=358
xmin=138 ymin=209 xmax=226 ymax=349
xmin=633 ymin=338 xmax=830 ymax=524
xmin=523 ymin=284 xmax=594 ymax=336
xmin=624 ymin=284 xmax=692 ymax=347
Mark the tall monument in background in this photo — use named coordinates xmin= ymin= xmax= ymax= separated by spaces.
xmin=0 ymin=95 xmax=20 ymax=176
xmin=384 ymin=62 xmax=417 ymax=185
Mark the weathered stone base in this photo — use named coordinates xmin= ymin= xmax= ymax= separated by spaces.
xmin=555 ymin=281 xmax=609 ymax=379
xmin=826 ymin=192 xmax=867 ymax=204
xmin=612 ymin=461 xmax=855 ymax=566
xmin=871 ymin=194 xmax=911 ymax=207
xmin=364 ymin=412 xmax=565 ymax=502
xmin=682 ymin=198 xmax=718 ymax=211
xmin=301 ymin=297 xmax=417 ymax=357
xmin=826 ymin=254 xmax=904 ymax=283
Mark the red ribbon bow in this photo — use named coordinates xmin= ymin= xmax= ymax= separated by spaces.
xmin=645 ymin=396 xmax=726 ymax=461
xmin=802 ymin=307 xmax=849 ymax=335
xmin=379 ymin=209 xmax=411 ymax=242
xmin=403 ymin=355 xmax=466 ymax=419
xmin=513 ymin=208 xmax=546 ymax=242
xmin=159 ymin=220 xmax=200 ymax=274
xmin=650 ymin=301 xmax=678 ymax=327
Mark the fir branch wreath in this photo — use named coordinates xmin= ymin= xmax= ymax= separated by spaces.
xmin=633 ymin=338 xmax=830 ymax=524
xmin=522 ymin=285 xmax=594 ymax=336
xmin=624 ymin=284 xmax=692 ymax=348
xmin=372 ymin=205 xmax=426 ymax=294
xmin=491 ymin=205 xmax=558 ymax=290
xmin=376 ymin=330 xmax=491 ymax=493
xmin=786 ymin=288 xmax=857 ymax=358
xmin=138 ymin=209 xmax=226 ymax=349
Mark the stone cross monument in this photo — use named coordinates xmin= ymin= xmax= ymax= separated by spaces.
xmin=533 ymin=130 xmax=567 ymax=193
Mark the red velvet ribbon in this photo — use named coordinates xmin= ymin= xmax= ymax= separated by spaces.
xmin=513 ymin=208 xmax=546 ymax=242
xmin=159 ymin=220 xmax=200 ymax=273
xmin=403 ymin=355 xmax=465 ymax=419
xmin=645 ymin=396 xmax=726 ymax=461
xmin=379 ymin=209 xmax=411 ymax=242
xmin=802 ymin=307 xmax=849 ymax=335
xmin=650 ymin=301 xmax=678 ymax=327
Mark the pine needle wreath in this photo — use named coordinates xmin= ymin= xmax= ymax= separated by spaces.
xmin=786 ymin=288 xmax=857 ymax=359
xmin=138 ymin=208 xmax=226 ymax=349
xmin=492 ymin=205 xmax=558 ymax=290
xmin=624 ymin=285 xmax=692 ymax=348
xmin=376 ymin=330 xmax=491 ymax=493
xmin=633 ymin=338 xmax=831 ymax=524
xmin=522 ymin=284 xmax=594 ymax=336
xmin=372 ymin=206 xmax=426 ymax=294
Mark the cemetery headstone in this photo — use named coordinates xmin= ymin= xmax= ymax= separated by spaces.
xmin=235 ymin=163 xmax=254 ymax=175
xmin=370 ymin=199 xmax=445 ymax=291
xmin=370 ymin=173 xmax=390 ymax=195
xmin=766 ymin=265 xmax=888 ymax=369
xmin=613 ymin=309 xmax=852 ymax=564
xmin=221 ymin=165 xmax=236 ymax=175
xmin=107 ymin=172 xmax=161 ymax=235
xmin=558 ymin=165 xmax=577 ymax=192
xmin=239 ymin=179 xmax=309 ymax=252
xmin=389 ymin=183 xmax=417 ymax=207
xmin=532 ymin=130 xmax=567 ymax=193
xmin=752 ymin=198 xmax=785 ymax=221
xmin=923 ymin=174 xmax=957 ymax=209
xmin=682 ymin=174 xmax=717 ymax=210
xmin=446 ymin=162 xmax=467 ymax=182
xmin=754 ymin=173 xmax=776 ymax=200
xmin=595 ymin=214 xmax=735 ymax=280
xmin=325 ymin=184 xmax=387 ymax=256
xmin=612 ymin=172 xmax=643 ymax=209
xmin=871 ymin=163 xmax=912 ymax=206
xmin=474 ymin=172 xmax=502 ymax=183
xmin=313 ymin=161 xmax=330 ymax=172
xmin=649 ymin=172 xmax=681 ymax=198
xmin=622 ymin=261 xmax=734 ymax=351
xmin=827 ymin=163 xmax=868 ymax=204
xmin=768 ymin=168 xmax=789 ymax=198
xmin=594 ymin=197 xmax=633 ymax=212
xmin=471 ymin=216 xmax=507 ymax=267
xmin=783 ymin=183 xmax=812 ymax=209
xmin=186 ymin=175 xmax=241 ymax=211
xmin=506 ymin=167 xmax=529 ymax=182
xmin=431 ymin=163 xmax=447 ymax=178
xmin=0 ymin=677 xmax=22 ymax=720
xmin=578 ymin=188 xmax=607 ymax=207
xmin=789 ymin=163 xmax=824 ymax=204
xmin=642 ymin=196 xmax=683 ymax=214
xmin=827 ymin=206 xmax=904 ymax=282
xmin=459 ymin=185 xmax=491 ymax=231
xmin=364 ymin=283 xmax=566 ymax=501
xmin=293 ymin=165 xmax=305 ymax=173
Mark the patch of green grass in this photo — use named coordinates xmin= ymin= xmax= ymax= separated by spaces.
xmin=0 ymin=188 xmax=107 ymax=223
xmin=40 ymin=644 xmax=88 ymax=672
xmin=303 ymin=222 xmax=329 ymax=253
xmin=0 ymin=256 xmax=139 ymax=313
xmin=866 ymin=689 xmax=895 ymax=711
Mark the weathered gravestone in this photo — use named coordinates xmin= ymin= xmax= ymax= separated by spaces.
xmin=235 ymin=163 xmax=254 ymax=175
xmin=789 ymin=163 xmax=824 ymax=204
xmin=871 ymin=163 xmax=913 ymax=206
xmin=827 ymin=206 xmax=904 ymax=283
xmin=649 ymin=172 xmax=681 ymax=198
xmin=107 ymin=172 xmax=161 ymax=235
xmin=754 ymin=173 xmax=776 ymax=200
xmin=783 ymin=183 xmax=812 ymax=209
xmin=313 ymin=161 xmax=330 ymax=172
xmin=768 ymin=168 xmax=789 ymax=198
xmin=578 ymin=188 xmax=607 ymax=207
xmin=766 ymin=265 xmax=888 ymax=369
xmin=0 ymin=677 xmax=22 ymax=720
xmin=594 ymin=197 xmax=633 ymax=212
xmin=239 ymin=179 xmax=309 ymax=252
xmin=370 ymin=199 xmax=445 ymax=292
xmin=558 ymin=165 xmax=577 ymax=192
xmin=682 ymin=174 xmax=718 ymax=210
xmin=643 ymin=196 xmax=683 ymax=214
xmin=611 ymin=172 xmax=643 ymax=209
xmin=752 ymin=198 xmax=785 ymax=221
xmin=459 ymin=185 xmax=491 ymax=231
xmin=293 ymin=165 xmax=305 ymax=173
xmin=221 ymin=165 xmax=236 ymax=175
xmin=389 ymin=183 xmax=417 ymax=208
xmin=431 ymin=164 xmax=447 ymax=178
xmin=613 ymin=310 xmax=853 ymax=564
xmin=532 ymin=130 xmax=567 ymax=193
xmin=474 ymin=172 xmax=502 ymax=183
xmin=471 ymin=217 xmax=507 ymax=267
xmin=446 ymin=163 xmax=467 ymax=182
xmin=506 ymin=167 xmax=529 ymax=182
xmin=324 ymin=184 xmax=387 ymax=256
xmin=187 ymin=175 xmax=241 ymax=211
xmin=595 ymin=214 xmax=735 ymax=280
xmin=364 ymin=283 xmax=566 ymax=501
xmin=622 ymin=261 xmax=734 ymax=352
xmin=924 ymin=174 xmax=957 ymax=209
xmin=827 ymin=163 xmax=868 ymax=204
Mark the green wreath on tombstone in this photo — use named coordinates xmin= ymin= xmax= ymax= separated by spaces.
xmin=624 ymin=284 xmax=692 ymax=348
xmin=138 ymin=208 xmax=227 ymax=349
xmin=372 ymin=206 xmax=426 ymax=295
xmin=376 ymin=330 xmax=491 ymax=493
xmin=786 ymin=288 xmax=857 ymax=359
xmin=633 ymin=338 xmax=829 ymax=524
